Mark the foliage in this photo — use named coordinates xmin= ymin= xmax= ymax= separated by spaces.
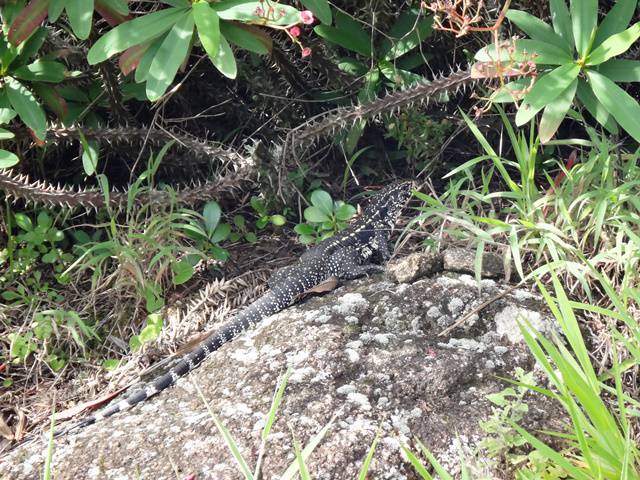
xmin=1 ymin=210 xmax=72 ymax=305
xmin=250 ymin=195 xmax=287 ymax=230
xmin=294 ymin=189 xmax=356 ymax=244
xmin=87 ymin=0 xmax=323 ymax=99
xmin=315 ymin=8 xmax=434 ymax=152
xmin=129 ymin=313 xmax=163 ymax=352
xmin=7 ymin=309 xmax=98 ymax=372
xmin=476 ymin=0 xmax=640 ymax=143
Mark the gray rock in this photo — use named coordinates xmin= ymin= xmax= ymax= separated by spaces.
xmin=443 ymin=247 xmax=506 ymax=279
xmin=1 ymin=273 xmax=563 ymax=480
xmin=387 ymin=252 xmax=443 ymax=283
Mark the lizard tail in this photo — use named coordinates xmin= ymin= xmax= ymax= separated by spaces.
xmin=55 ymin=290 xmax=283 ymax=436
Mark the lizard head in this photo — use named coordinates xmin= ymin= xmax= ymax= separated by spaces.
xmin=366 ymin=180 xmax=413 ymax=227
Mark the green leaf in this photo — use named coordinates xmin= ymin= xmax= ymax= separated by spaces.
xmin=49 ymin=0 xmax=67 ymax=22
xmin=310 ymin=189 xmax=333 ymax=216
xmin=210 ymin=223 xmax=230 ymax=243
xmin=194 ymin=1 xmax=221 ymax=60
xmin=20 ymin=26 xmax=48 ymax=60
xmin=474 ymin=39 xmax=573 ymax=65
xmin=314 ymin=11 xmax=371 ymax=57
xmin=515 ymin=63 xmax=580 ymax=126
xmin=146 ymin=11 xmax=194 ymax=101
xmin=8 ymin=0 xmax=49 ymax=46
xmin=209 ymin=35 xmax=236 ymax=79
xmin=0 ymin=128 xmax=15 ymax=140
xmin=0 ymin=149 xmax=20 ymax=168
xmin=594 ymin=0 xmax=637 ymax=47
xmin=203 ymin=200 xmax=222 ymax=233
xmin=335 ymin=203 xmax=356 ymax=221
xmin=0 ymin=91 xmax=18 ymax=125
xmin=304 ymin=206 xmax=330 ymax=223
xmin=134 ymin=37 xmax=163 ymax=83
xmin=587 ymin=22 xmax=640 ymax=66
xmin=539 ymin=77 xmax=577 ymax=143
xmin=597 ymin=59 xmax=640 ymax=83
xmin=87 ymin=7 xmax=189 ymax=64
xmin=587 ymin=69 xmax=640 ymax=143
xmin=81 ymin=140 xmax=99 ymax=176
xmin=488 ymin=78 xmax=531 ymax=103
xmin=548 ymin=0 xmax=573 ymax=43
xmin=576 ymin=78 xmax=617 ymax=133
xmin=337 ymin=58 xmax=368 ymax=76
xmin=300 ymin=0 xmax=331 ymax=24
xmin=172 ymin=259 xmax=194 ymax=285
xmin=381 ymin=11 xmax=433 ymax=60
xmin=570 ymin=0 xmax=597 ymax=57
xmin=270 ymin=214 xmax=286 ymax=226
xmin=15 ymin=213 xmax=33 ymax=231
xmin=5 ymin=77 xmax=47 ymax=140
xmin=220 ymin=21 xmax=270 ymax=55
xmin=13 ymin=60 xmax=66 ymax=82
xmin=505 ymin=10 xmax=570 ymax=51
xmin=66 ymin=0 xmax=94 ymax=40
xmin=212 ymin=0 xmax=300 ymax=26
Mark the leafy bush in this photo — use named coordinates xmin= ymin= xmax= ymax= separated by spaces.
xmin=477 ymin=0 xmax=640 ymax=143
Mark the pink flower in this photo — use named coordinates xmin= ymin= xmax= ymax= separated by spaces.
xmin=300 ymin=10 xmax=315 ymax=25
xmin=255 ymin=6 xmax=264 ymax=16
xmin=301 ymin=47 xmax=312 ymax=57
xmin=289 ymin=26 xmax=301 ymax=37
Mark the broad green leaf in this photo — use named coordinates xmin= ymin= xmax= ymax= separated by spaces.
xmin=570 ymin=0 xmax=597 ymax=57
xmin=209 ymin=36 xmax=236 ymax=79
xmin=586 ymin=22 xmax=640 ymax=66
xmin=94 ymin=0 xmax=131 ymax=26
xmin=87 ymin=7 xmax=189 ymax=64
xmin=338 ymin=58 xmax=368 ymax=76
xmin=81 ymin=140 xmax=99 ymax=175
xmin=212 ymin=0 xmax=299 ymax=26
xmin=506 ymin=10 xmax=570 ymax=51
xmin=594 ymin=0 xmax=637 ymax=47
xmin=314 ymin=11 xmax=371 ymax=57
xmin=489 ymin=78 xmax=532 ymax=103
xmin=8 ymin=0 xmax=49 ymax=46
xmin=516 ymin=63 xmax=580 ymax=125
xmin=587 ymin=69 xmax=640 ymax=143
xmin=66 ymin=0 xmax=94 ymax=40
xmin=31 ymin=84 xmax=68 ymax=119
xmin=172 ymin=259 xmax=194 ymax=285
xmin=474 ymin=39 xmax=572 ymax=65
xmin=13 ymin=60 xmax=66 ymax=82
xmin=304 ymin=206 xmax=330 ymax=223
xmin=135 ymin=37 xmax=163 ymax=83
xmin=49 ymin=0 xmax=67 ymax=22
xmin=539 ymin=77 xmax=577 ymax=143
xmin=118 ymin=42 xmax=151 ymax=76
xmin=548 ymin=0 xmax=573 ymax=43
xmin=0 ymin=91 xmax=18 ymax=124
xmin=300 ymin=0 xmax=331 ymax=24
xmin=5 ymin=77 xmax=46 ymax=140
xmin=0 ymin=128 xmax=15 ymax=140
xmin=380 ymin=11 xmax=433 ymax=60
xmin=194 ymin=1 xmax=221 ymax=59
xmin=0 ymin=149 xmax=20 ymax=168
xmin=203 ymin=200 xmax=221 ymax=233
xmin=597 ymin=59 xmax=640 ymax=83
xmin=310 ymin=189 xmax=333 ymax=216
xmin=220 ymin=21 xmax=270 ymax=55
xmin=576 ymin=79 xmax=618 ymax=133
xmin=20 ymin=26 xmax=48 ymax=60
xmin=146 ymin=11 xmax=194 ymax=101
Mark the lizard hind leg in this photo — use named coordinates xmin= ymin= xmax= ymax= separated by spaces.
xmin=330 ymin=247 xmax=386 ymax=280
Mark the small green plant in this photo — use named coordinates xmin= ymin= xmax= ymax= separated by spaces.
xmin=1 ymin=210 xmax=73 ymax=305
xmin=7 ymin=309 xmax=98 ymax=371
xmin=250 ymin=195 xmax=287 ymax=230
xmin=294 ymin=189 xmax=356 ymax=244
xmin=315 ymin=8 xmax=434 ymax=152
xmin=476 ymin=0 xmax=640 ymax=143
xmin=129 ymin=314 xmax=163 ymax=352
xmin=178 ymin=200 xmax=231 ymax=261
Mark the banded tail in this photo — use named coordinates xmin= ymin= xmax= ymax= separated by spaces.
xmin=56 ymin=290 xmax=286 ymax=436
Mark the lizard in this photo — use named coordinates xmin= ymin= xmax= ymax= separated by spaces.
xmin=55 ymin=180 xmax=413 ymax=436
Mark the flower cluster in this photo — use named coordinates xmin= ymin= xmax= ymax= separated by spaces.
xmin=251 ymin=2 xmax=315 ymax=58
xmin=288 ymin=10 xmax=315 ymax=58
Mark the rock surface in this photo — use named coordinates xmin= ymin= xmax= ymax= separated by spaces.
xmin=1 ymin=262 xmax=561 ymax=480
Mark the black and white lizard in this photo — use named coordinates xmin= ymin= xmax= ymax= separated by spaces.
xmin=57 ymin=181 xmax=412 ymax=435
